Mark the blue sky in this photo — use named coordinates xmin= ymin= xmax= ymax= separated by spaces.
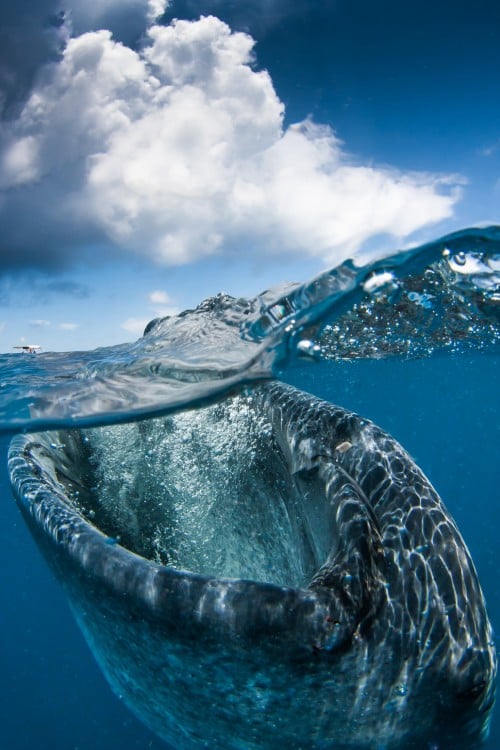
xmin=0 ymin=0 xmax=498 ymax=351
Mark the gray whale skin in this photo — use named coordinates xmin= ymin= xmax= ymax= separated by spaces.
xmin=8 ymin=382 xmax=496 ymax=750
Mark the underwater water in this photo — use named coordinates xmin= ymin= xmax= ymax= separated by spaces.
xmin=1 ymin=227 xmax=499 ymax=749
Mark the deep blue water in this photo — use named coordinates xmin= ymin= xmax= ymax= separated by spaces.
xmin=1 ymin=353 xmax=498 ymax=748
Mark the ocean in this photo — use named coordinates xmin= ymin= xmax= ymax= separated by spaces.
xmin=0 ymin=227 xmax=499 ymax=749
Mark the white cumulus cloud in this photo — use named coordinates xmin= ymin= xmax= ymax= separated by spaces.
xmin=121 ymin=316 xmax=151 ymax=334
xmin=0 ymin=15 xmax=460 ymax=271
xmin=0 ymin=0 xmax=170 ymax=118
xmin=149 ymin=289 xmax=180 ymax=316
xmin=149 ymin=289 xmax=173 ymax=304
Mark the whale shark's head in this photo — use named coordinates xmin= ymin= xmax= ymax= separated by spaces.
xmin=8 ymin=383 xmax=496 ymax=749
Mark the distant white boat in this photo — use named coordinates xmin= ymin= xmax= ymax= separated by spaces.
xmin=13 ymin=345 xmax=42 ymax=354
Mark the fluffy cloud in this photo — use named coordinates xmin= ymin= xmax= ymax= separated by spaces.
xmin=121 ymin=316 xmax=151 ymax=334
xmin=149 ymin=289 xmax=172 ymax=304
xmin=0 ymin=0 xmax=169 ymax=117
xmin=69 ymin=0 xmax=169 ymax=37
xmin=0 ymin=15 xmax=460 ymax=271
xmin=149 ymin=289 xmax=179 ymax=315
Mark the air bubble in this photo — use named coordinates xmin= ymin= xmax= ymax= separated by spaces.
xmin=407 ymin=292 xmax=433 ymax=309
xmin=296 ymin=339 xmax=322 ymax=359
xmin=454 ymin=251 xmax=467 ymax=266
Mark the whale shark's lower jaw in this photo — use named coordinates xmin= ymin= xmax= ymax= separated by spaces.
xmin=8 ymin=383 xmax=496 ymax=749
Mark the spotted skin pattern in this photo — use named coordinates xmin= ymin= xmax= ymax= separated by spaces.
xmin=259 ymin=382 xmax=496 ymax=745
xmin=8 ymin=381 xmax=497 ymax=749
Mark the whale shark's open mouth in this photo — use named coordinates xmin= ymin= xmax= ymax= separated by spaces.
xmin=59 ymin=393 xmax=332 ymax=588
xmin=8 ymin=381 xmax=496 ymax=750
xmin=15 ymin=394 xmax=343 ymax=594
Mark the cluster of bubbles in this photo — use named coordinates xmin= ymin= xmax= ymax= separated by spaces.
xmin=318 ymin=247 xmax=500 ymax=361
xmin=80 ymin=394 xmax=311 ymax=586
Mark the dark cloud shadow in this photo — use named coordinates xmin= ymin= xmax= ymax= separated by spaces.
xmin=0 ymin=1 xmax=66 ymax=118
xmin=0 ymin=271 xmax=91 ymax=307
xmin=0 ymin=0 xmax=157 ymax=119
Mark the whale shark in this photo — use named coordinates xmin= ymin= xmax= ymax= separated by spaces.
xmin=8 ymin=381 xmax=496 ymax=749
